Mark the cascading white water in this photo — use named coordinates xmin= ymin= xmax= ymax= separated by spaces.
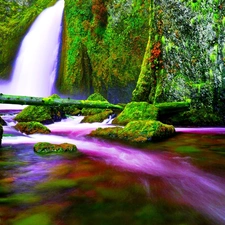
xmin=0 ymin=0 xmax=64 ymax=98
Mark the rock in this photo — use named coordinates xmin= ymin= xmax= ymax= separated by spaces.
xmin=0 ymin=117 xmax=7 ymax=126
xmin=90 ymin=120 xmax=175 ymax=143
xmin=14 ymin=94 xmax=65 ymax=124
xmin=80 ymin=93 xmax=114 ymax=123
xmin=112 ymin=102 xmax=158 ymax=125
xmin=34 ymin=142 xmax=80 ymax=154
xmin=81 ymin=93 xmax=109 ymax=116
xmin=63 ymin=106 xmax=81 ymax=116
xmin=81 ymin=110 xmax=113 ymax=123
xmin=14 ymin=122 xmax=51 ymax=135
xmin=0 ymin=124 xmax=3 ymax=147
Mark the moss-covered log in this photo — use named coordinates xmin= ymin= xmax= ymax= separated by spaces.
xmin=0 ymin=94 xmax=124 ymax=110
xmin=155 ymin=102 xmax=190 ymax=115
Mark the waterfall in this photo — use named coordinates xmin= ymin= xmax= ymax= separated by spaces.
xmin=0 ymin=0 xmax=64 ymax=99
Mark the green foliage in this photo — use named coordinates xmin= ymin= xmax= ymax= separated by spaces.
xmin=132 ymin=0 xmax=225 ymax=125
xmin=58 ymin=0 xmax=149 ymax=103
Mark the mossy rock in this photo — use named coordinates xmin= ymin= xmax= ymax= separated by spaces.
xmin=34 ymin=142 xmax=80 ymax=154
xmin=14 ymin=122 xmax=50 ymax=135
xmin=81 ymin=93 xmax=109 ymax=116
xmin=14 ymin=94 xmax=65 ymax=124
xmin=63 ymin=106 xmax=81 ymax=116
xmin=90 ymin=120 xmax=175 ymax=143
xmin=112 ymin=102 xmax=158 ymax=126
xmin=81 ymin=110 xmax=113 ymax=123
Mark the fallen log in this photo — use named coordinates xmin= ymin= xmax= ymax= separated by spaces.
xmin=0 ymin=94 xmax=124 ymax=111
xmin=155 ymin=102 xmax=190 ymax=115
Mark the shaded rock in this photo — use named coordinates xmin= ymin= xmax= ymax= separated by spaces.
xmin=14 ymin=122 xmax=51 ymax=135
xmin=0 ymin=124 xmax=3 ymax=147
xmin=34 ymin=142 xmax=80 ymax=154
xmin=81 ymin=93 xmax=109 ymax=116
xmin=14 ymin=94 xmax=65 ymax=124
xmin=112 ymin=102 xmax=158 ymax=126
xmin=63 ymin=106 xmax=81 ymax=116
xmin=81 ymin=110 xmax=113 ymax=123
xmin=90 ymin=120 xmax=175 ymax=143
xmin=0 ymin=117 xmax=7 ymax=126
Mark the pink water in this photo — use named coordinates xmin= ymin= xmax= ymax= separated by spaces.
xmin=1 ymin=113 xmax=225 ymax=224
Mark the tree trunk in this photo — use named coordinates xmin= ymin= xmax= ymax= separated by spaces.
xmin=0 ymin=94 xmax=124 ymax=110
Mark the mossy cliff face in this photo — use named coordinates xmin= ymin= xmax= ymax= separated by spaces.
xmin=57 ymin=0 xmax=150 ymax=103
xmin=132 ymin=0 xmax=225 ymax=124
xmin=0 ymin=0 xmax=57 ymax=79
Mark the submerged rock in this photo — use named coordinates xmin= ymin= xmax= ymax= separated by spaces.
xmin=14 ymin=122 xmax=51 ymax=135
xmin=90 ymin=120 xmax=175 ymax=143
xmin=34 ymin=142 xmax=80 ymax=154
xmin=112 ymin=102 xmax=158 ymax=126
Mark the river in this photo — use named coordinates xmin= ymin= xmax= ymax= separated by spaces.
xmin=0 ymin=111 xmax=225 ymax=225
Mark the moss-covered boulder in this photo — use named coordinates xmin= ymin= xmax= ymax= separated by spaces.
xmin=90 ymin=120 xmax=175 ymax=143
xmin=81 ymin=110 xmax=113 ymax=123
xmin=81 ymin=93 xmax=109 ymax=116
xmin=63 ymin=106 xmax=81 ymax=116
xmin=14 ymin=94 xmax=65 ymax=124
xmin=34 ymin=142 xmax=80 ymax=154
xmin=14 ymin=122 xmax=50 ymax=135
xmin=112 ymin=102 xmax=158 ymax=126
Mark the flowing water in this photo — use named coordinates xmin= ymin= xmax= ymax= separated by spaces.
xmin=1 ymin=0 xmax=225 ymax=224
xmin=1 ymin=112 xmax=225 ymax=225
xmin=0 ymin=0 xmax=64 ymax=99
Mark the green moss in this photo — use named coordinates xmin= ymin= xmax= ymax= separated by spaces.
xmin=81 ymin=93 xmax=109 ymax=116
xmin=34 ymin=142 xmax=81 ymax=154
xmin=90 ymin=120 xmax=175 ymax=143
xmin=132 ymin=0 xmax=225 ymax=125
xmin=81 ymin=110 xmax=113 ymax=123
xmin=112 ymin=102 xmax=158 ymax=126
xmin=14 ymin=94 xmax=64 ymax=123
xmin=14 ymin=122 xmax=51 ymax=135
xmin=14 ymin=105 xmax=52 ymax=123
xmin=57 ymin=0 xmax=149 ymax=102
xmin=167 ymin=109 xmax=224 ymax=126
